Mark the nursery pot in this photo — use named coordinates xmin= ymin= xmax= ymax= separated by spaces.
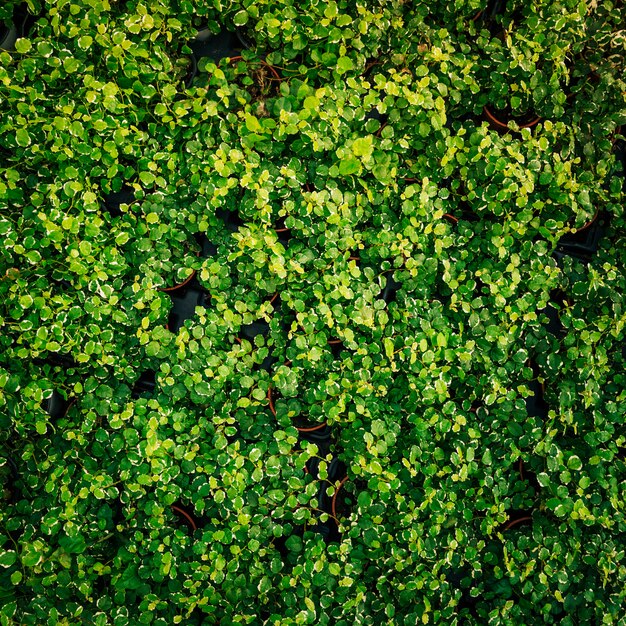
xmin=167 ymin=285 xmax=209 ymax=334
xmin=171 ymin=505 xmax=198 ymax=532
xmin=132 ymin=370 xmax=157 ymax=399
xmin=0 ymin=22 xmax=17 ymax=51
xmin=102 ymin=185 xmax=136 ymax=218
xmin=483 ymin=105 xmax=540 ymax=133
xmin=267 ymin=387 xmax=328 ymax=433
xmin=186 ymin=28 xmax=245 ymax=88
xmin=331 ymin=476 xmax=350 ymax=520
xmin=158 ymin=268 xmax=197 ymax=293
xmin=503 ymin=515 xmax=532 ymax=531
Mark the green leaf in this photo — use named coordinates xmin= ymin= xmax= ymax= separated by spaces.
xmin=0 ymin=551 xmax=17 ymax=568
xmin=16 ymin=128 xmax=31 ymax=147
xmin=78 ymin=35 xmax=93 ymax=50
xmin=10 ymin=571 xmax=22 ymax=585
xmin=339 ymin=156 xmax=361 ymax=177
xmin=15 ymin=38 xmax=31 ymax=53
xmin=351 ymin=136 xmax=373 ymax=159
xmin=139 ymin=171 xmax=155 ymax=185
xmin=336 ymin=56 xmax=354 ymax=74
xmin=245 ymin=114 xmax=262 ymax=133
xmin=233 ymin=10 xmax=249 ymax=26
xmin=304 ymin=96 xmax=320 ymax=111
xmin=567 ymin=455 xmax=583 ymax=471
xmin=115 ymin=231 xmax=129 ymax=245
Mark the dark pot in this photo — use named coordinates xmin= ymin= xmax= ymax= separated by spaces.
xmin=102 ymin=185 xmax=136 ymax=218
xmin=543 ymin=290 xmax=571 ymax=339
xmin=132 ymin=370 xmax=157 ymax=399
xmin=555 ymin=211 xmax=606 ymax=263
xmin=310 ymin=458 xmax=347 ymax=542
xmin=518 ymin=458 xmax=541 ymax=492
xmin=299 ymin=424 xmax=332 ymax=445
xmin=524 ymin=360 xmax=548 ymax=419
xmin=194 ymin=232 xmax=218 ymax=258
xmin=331 ymin=475 xmax=350 ymax=521
xmin=267 ymin=387 xmax=328 ymax=433
xmin=216 ymin=207 xmax=244 ymax=232
xmin=0 ymin=22 xmax=17 ymax=51
xmin=614 ymin=130 xmax=625 ymax=189
xmin=364 ymin=108 xmax=388 ymax=136
xmin=167 ymin=285 xmax=209 ymax=333
xmin=186 ymin=29 xmax=244 ymax=88
xmin=235 ymin=28 xmax=253 ymax=51
xmin=44 ymin=352 xmax=77 ymax=369
xmin=327 ymin=338 xmax=345 ymax=359
xmin=45 ymin=390 xmax=71 ymax=420
xmin=473 ymin=0 xmax=521 ymax=39
xmin=380 ymin=272 xmax=402 ymax=304
xmin=241 ymin=320 xmax=270 ymax=341
xmin=483 ymin=105 xmax=540 ymax=133
xmin=158 ymin=268 xmax=197 ymax=294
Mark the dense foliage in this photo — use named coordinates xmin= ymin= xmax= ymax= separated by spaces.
xmin=1 ymin=0 xmax=625 ymax=624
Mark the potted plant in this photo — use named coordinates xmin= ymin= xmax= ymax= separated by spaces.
xmin=101 ymin=184 xmax=137 ymax=219
xmin=268 ymin=386 xmax=328 ymax=434
xmin=119 ymin=199 xmax=199 ymax=292
xmin=184 ymin=28 xmax=245 ymax=88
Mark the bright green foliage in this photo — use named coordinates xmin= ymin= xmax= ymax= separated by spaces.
xmin=0 ymin=0 xmax=625 ymax=625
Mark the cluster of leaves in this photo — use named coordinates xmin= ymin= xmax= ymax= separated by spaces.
xmin=1 ymin=0 xmax=625 ymax=624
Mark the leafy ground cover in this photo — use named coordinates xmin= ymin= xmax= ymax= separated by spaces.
xmin=1 ymin=0 xmax=625 ymax=624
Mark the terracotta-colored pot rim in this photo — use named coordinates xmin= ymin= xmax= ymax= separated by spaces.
xmin=483 ymin=105 xmax=541 ymax=132
xmin=267 ymin=387 xmax=328 ymax=432
xmin=504 ymin=515 xmax=532 ymax=531
xmin=297 ymin=422 xmax=329 ymax=433
xmin=158 ymin=268 xmax=197 ymax=293
xmin=572 ymin=210 xmax=599 ymax=233
xmin=331 ymin=476 xmax=349 ymax=519
xmin=171 ymin=505 xmax=198 ymax=531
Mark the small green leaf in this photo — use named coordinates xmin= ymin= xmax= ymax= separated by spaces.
xmin=567 ymin=455 xmax=583 ymax=471
xmin=139 ymin=171 xmax=155 ymax=185
xmin=16 ymin=128 xmax=31 ymax=147
xmin=78 ymin=35 xmax=93 ymax=50
xmin=339 ymin=156 xmax=361 ymax=177
xmin=336 ymin=56 xmax=354 ymax=74
xmin=233 ymin=10 xmax=249 ymax=26
xmin=0 ymin=551 xmax=17 ymax=568
xmin=15 ymin=38 xmax=31 ymax=53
